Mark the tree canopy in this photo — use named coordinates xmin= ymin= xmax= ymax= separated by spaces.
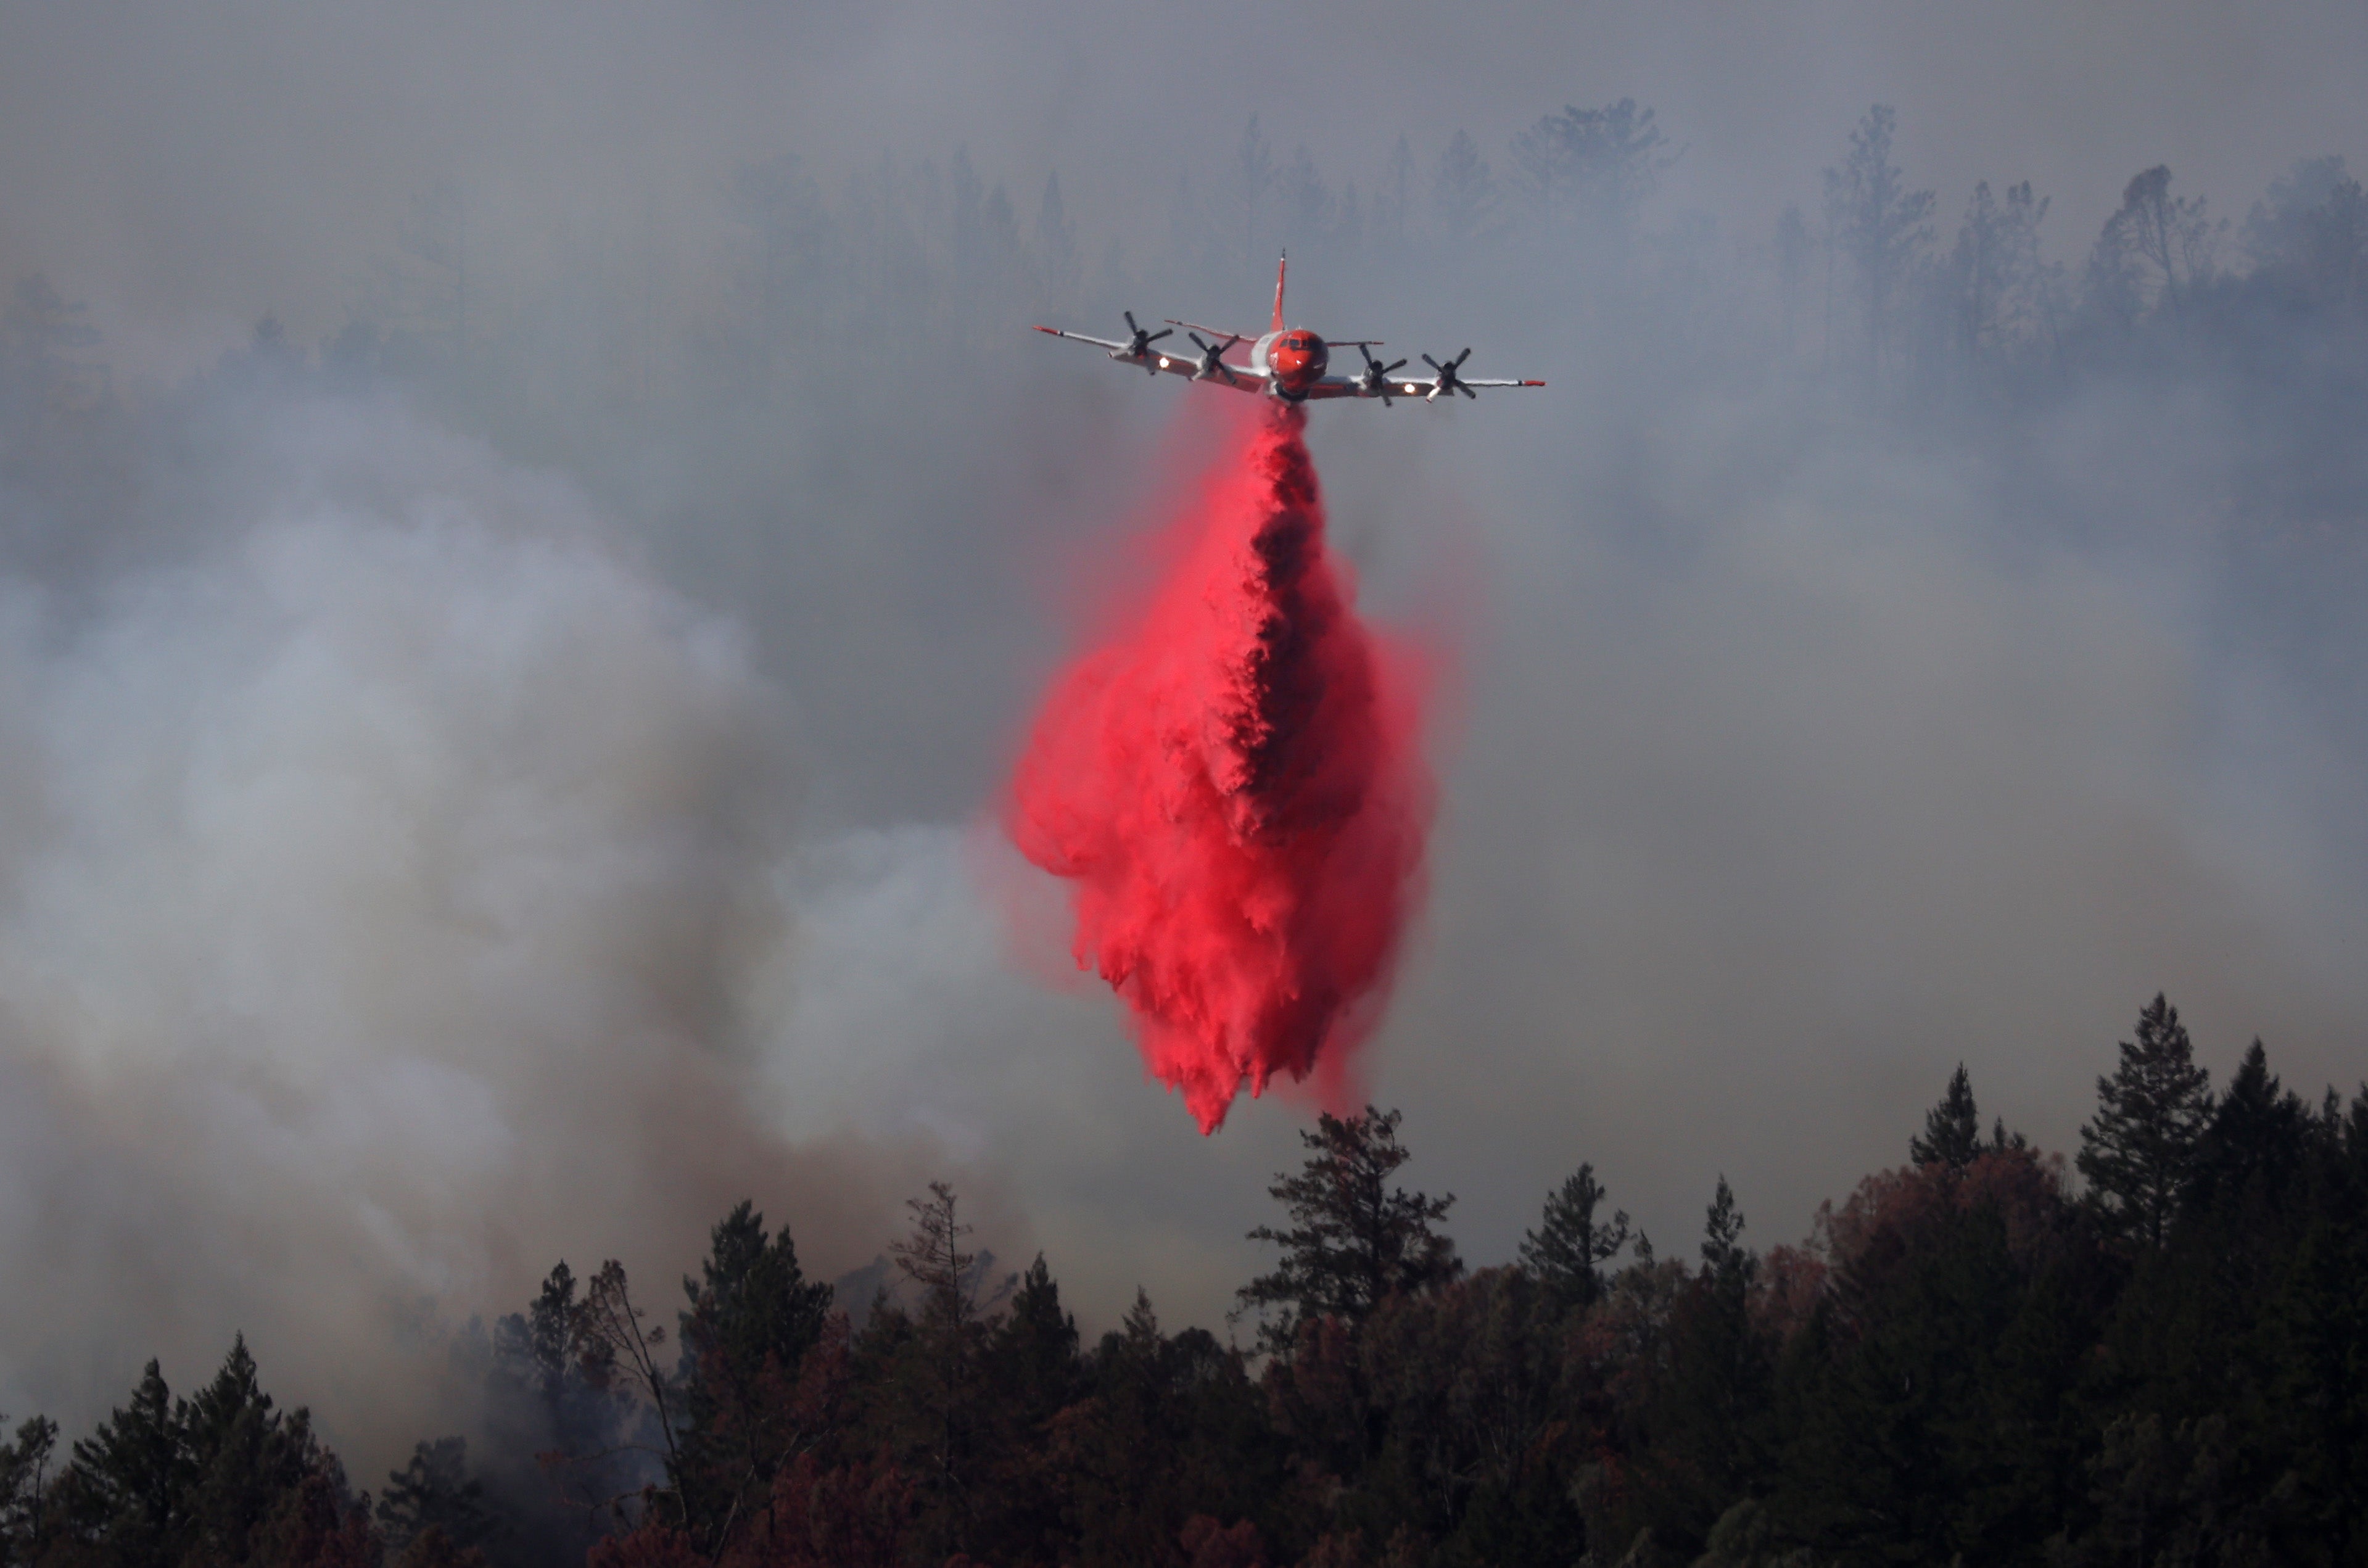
xmin=1236 ymin=1106 xmax=1461 ymax=1352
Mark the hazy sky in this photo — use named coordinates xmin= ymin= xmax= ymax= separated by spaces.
xmin=0 ymin=0 xmax=2364 ymax=1477
xmin=5 ymin=0 xmax=2365 ymax=365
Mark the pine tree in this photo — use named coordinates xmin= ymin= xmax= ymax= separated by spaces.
xmin=879 ymin=1182 xmax=1006 ymax=1562
xmin=674 ymin=1201 xmax=835 ymax=1547
xmin=1700 ymin=1176 xmax=1750 ymax=1282
xmin=1520 ymin=1163 xmax=1631 ymax=1309
xmin=2078 ymin=994 xmax=2214 ymax=1250
xmin=64 ymin=1340 xmax=355 ymax=1567
xmin=1622 ymin=1178 xmax=1768 ymax=1555
xmin=2189 ymin=1039 xmax=2309 ymax=1216
xmin=977 ymin=1256 xmax=1081 ymax=1567
xmin=493 ymin=1261 xmax=582 ymax=1408
xmin=0 ymin=1413 xmax=58 ymax=1560
xmin=1433 ymin=132 xmax=1498 ymax=236
xmin=1823 ymin=105 xmax=1936 ymax=375
xmin=378 ymin=1438 xmax=497 ymax=1561
xmin=727 ymin=1213 xmax=835 ymax=1374
xmin=2094 ymin=166 xmax=2225 ymax=319
xmin=1910 ymin=1065 xmax=1984 ymax=1170
xmin=70 ymin=1359 xmax=188 ymax=1562
xmin=485 ymin=1260 xmax=633 ymax=1566
xmin=990 ymin=1255 xmax=1081 ymax=1419
xmin=1237 ymin=1107 xmax=1459 ymax=1353
xmin=181 ymin=1335 xmax=314 ymax=1564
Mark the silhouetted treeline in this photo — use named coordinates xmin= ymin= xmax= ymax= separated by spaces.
xmin=9 ymin=99 xmax=2365 ymax=522
xmin=323 ymin=105 xmax=2368 ymax=424
xmin=9 ymin=994 xmax=2366 ymax=1567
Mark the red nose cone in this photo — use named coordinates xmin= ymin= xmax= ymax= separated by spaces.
xmin=1268 ymin=331 xmax=1329 ymax=389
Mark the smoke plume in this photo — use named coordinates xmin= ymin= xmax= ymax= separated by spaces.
xmin=0 ymin=386 xmax=963 ymax=1469
xmin=1007 ymin=403 xmax=1431 ymax=1132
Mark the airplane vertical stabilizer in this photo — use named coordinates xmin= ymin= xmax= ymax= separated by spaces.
xmin=1272 ymin=253 xmax=1287 ymax=332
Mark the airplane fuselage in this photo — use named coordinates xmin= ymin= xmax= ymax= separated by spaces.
xmin=1145 ymin=328 xmax=1332 ymax=402
xmin=1255 ymin=329 xmax=1331 ymax=398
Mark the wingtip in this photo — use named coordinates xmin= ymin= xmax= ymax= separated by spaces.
xmin=1032 ymin=325 xmax=1060 ymax=335
xmin=1523 ymin=379 xmax=1546 ymax=387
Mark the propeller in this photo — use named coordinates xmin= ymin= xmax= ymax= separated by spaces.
xmin=1422 ymin=347 xmax=1477 ymax=400
xmin=1358 ymin=345 xmax=1411 ymax=406
xmin=1187 ymin=331 xmax=1242 ymax=385
xmin=1116 ymin=310 xmax=1172 ymax=372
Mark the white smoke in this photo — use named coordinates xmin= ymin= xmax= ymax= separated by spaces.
xmin=0 ymin=394 xmax=930 ymax=1469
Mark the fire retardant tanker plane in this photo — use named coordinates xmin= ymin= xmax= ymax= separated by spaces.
xmin=1034 ymin=255 xmax=1545 ymax=405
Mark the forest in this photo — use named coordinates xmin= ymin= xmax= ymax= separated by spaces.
xmin=2 ymin=994 xmax=2364 ymax=1568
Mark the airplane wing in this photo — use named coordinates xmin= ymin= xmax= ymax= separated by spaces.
xmin=1299 ymin=375 xmax=1543 ymax=402
xmin=1151 ymin=351 xmax=1270 ymax=394
xmin=1033 ymin=325 xmax=1134 ymax=353
xmin=1036 ymin=323 xmax=1269 ymax=392
xmin=1398 ymin=375 xmax=1548 ymax=400
xmin=1163 ymin=319 xmax=1255 ymax=341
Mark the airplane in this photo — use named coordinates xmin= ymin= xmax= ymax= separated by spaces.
xmin=1033 ymin=254 xmax=1544 ymax=406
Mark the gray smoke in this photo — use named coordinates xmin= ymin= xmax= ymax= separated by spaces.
xmin=0 ymin=390 xmax=1008 ymax=1468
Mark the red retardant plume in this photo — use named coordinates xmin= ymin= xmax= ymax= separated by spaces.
xmin=1007 ymin=404 xmax=1433 ymax=1133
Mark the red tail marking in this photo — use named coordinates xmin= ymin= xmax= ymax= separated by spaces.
xmin=1271 ymin=253 xmax=1287 ymax=332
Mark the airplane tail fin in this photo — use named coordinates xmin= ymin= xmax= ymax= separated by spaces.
xmin=1271 ymin=252 xmax=1287 ymax=332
